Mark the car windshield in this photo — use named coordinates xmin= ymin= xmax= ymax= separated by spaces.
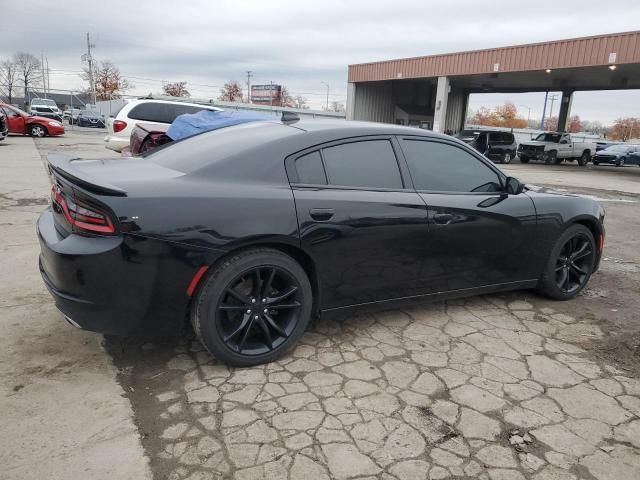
xmin=32 ymin=99 xmax=57 ymax=107
xmin=603 ymin=145 xmax=632 ymax=153
xmin=534 ymin=133 xmax=563 ymax=143
xmin=8 ymin=106 xmax=28 ymax=116
xmin=457 ymin=130 xmax=481 ymax=139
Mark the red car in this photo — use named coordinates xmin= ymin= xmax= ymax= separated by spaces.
xmin=0 ymin=103 xmax=65 ymax=137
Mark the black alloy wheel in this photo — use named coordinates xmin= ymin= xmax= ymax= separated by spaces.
xmin=554 ymin=235 xmax=594 ymax=294
xmin=191 ymin=248 xmax=312 ymax=366
xmin=216 ymin=266 xmax=302 ymax=355
xmin=538 ymin=224 xmax=596 ymax=300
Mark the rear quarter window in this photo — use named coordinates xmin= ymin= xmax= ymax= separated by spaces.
xmin=128 ymin=102 xmax=212 ymax=124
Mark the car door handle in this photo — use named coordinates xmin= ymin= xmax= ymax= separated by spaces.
xmin=433 ymin=213 xmax=454 ymax=225
xmin=309 ymin=208 xmax=335 ymax=221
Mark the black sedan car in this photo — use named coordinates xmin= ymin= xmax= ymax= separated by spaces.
xmin=38 ymin=117 xmax=605 ymax=366
xmin=76 ymin=110 xmax=106 ymax=128
xmin=592 ymin=144 xmax=640 ymax=167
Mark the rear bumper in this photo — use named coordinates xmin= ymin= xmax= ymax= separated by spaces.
xmin=104 ymin=135 xmax=128 ymax=152
xmin=38 ymin=208 xmax=217 ymax=337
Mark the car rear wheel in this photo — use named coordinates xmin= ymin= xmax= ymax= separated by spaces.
xmin=578 ymin=151 xmax=590 ymax=166
xmin=191 ymin=248 xmax=313 ymax=366
xmin=537 ymin=224 xmax=596 ymax=300
xmin=29 ymin=125 xmax=47 ymax=137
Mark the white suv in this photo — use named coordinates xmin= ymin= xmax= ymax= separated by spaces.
xmin=104 ymin=99 xmax=222 ymax=152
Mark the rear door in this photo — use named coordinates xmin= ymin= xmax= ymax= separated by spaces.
xmin=288 ymin=137 xmax=431 ymax=309
xmin=398 ymin=137 xmax=538 ymax=291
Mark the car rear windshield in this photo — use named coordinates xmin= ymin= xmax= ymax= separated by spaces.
xmin=150 ymin=121 xmax=297 ymax=173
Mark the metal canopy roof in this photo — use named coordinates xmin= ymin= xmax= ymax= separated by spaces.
xmin=348 ymin=31 xmax=640 ymax=92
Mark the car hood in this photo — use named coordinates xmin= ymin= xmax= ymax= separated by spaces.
xmin=524 ymin=183 xmax=578 ymax=197
xmin=27 ymin=115 xmax=63 ymax=124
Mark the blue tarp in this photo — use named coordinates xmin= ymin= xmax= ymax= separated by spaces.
xmin=166 ymin=110 xmax=272 ymax=141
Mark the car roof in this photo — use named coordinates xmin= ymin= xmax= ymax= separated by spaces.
xmin=285 ymin=118 xmax=452 ymax=140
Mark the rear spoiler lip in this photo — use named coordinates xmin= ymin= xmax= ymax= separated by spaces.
xmin=47 ymin=153 xmax=128 ymax=197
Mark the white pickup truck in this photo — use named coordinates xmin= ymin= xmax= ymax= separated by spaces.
xmin=517 ymin=132 xmax=596 ymax=166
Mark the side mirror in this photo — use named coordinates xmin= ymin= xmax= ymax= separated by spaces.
xmin=505 ymin=176 xmax=524 ymax=195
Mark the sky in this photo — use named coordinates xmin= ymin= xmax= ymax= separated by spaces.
xmin=1 ymin=0 xmax=639 ymax=123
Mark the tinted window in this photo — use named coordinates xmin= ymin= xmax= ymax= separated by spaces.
xmin=402 ymin=140 xmax=502 ymax=193
xmin=128 ymin=102 xmax=208 ymax=123
xmin=321 ymin=140 xmax=403 ymax=189
xmin=296 ymin=151 xmax=326 ymax=185
xmin=500 ymin=133 xmax=514 ymax=144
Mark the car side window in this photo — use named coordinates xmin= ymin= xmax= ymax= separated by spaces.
xmin=401 ymin=139 xmax=502 ymax=193
xmin=321 ymin=140 xmax=403 ymax=189
xmin=295 ymin=151 xmax=327 ymax=185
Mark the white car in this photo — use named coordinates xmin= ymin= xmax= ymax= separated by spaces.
xmin=29 ymin=98 xmax=62 ymax=116
xmin=104 ymin=99 xmax=222 ymax=152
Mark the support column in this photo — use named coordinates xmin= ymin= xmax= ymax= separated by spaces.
xmin=557 ymin=90 xmax=574 ymax=132
xmin=346 ymin=83 xmax=356 ymax=121
xmin=432 ymin=76 xmax=450 ymax=133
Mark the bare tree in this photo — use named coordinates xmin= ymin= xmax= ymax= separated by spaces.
xmin=218 ymin=81 xmax=244 ymax=102
xmin=13 ymin=53 xmax=41 ymax=107
xmin=163 ymin=81 xmax=190 ymax=97
xmin=273 ymin=86 xmax=295 ymax=107
xmin=324 ymin=101 xmax=345 ymax=113
xmin=292 ymin=95 xmax=309 ymax=109
xmin=0 ymin=59 xmax=19 ymax=103
xmin=82 ymin=60 xmax=132 ymax=100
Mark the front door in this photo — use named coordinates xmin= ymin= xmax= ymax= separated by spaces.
xmin=2 ymin=106 xmax=26 ymax=134
xmin=287 ymin=137 xmax=431 ymax=309
xmin=398 ymin=137 xmax=538 ymax=292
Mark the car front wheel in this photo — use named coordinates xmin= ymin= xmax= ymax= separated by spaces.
xmin=29 ymin=125 xmax=47 ymax=137
xmin=191 ymin=248 xmax=313 ymax=366
xmin=616 ymin=158 xmax=625 ymax=167
xmin=537 ymin=224 xmax=596 ymax=300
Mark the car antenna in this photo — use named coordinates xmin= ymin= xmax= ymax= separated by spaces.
xmin=281 ymin=111 xmax=300 ymax=124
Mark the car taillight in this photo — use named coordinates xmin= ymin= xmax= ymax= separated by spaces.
xmin=51 ymin=185 xmax=116 ymax=234
xmin=113 ymin=120 xmax=127 ymax=133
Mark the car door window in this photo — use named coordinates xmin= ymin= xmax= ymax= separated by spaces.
xmin=321 ymin=140 xmax=403 ymax=189
xmin=401 ymin=139 xmax=502 ymax=193
xmin=295 ymin=151 xmax=327 ymax=185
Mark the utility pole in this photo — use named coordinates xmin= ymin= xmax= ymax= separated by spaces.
xmin=246 ymin=70 xmax=253 ymax=104
xmin=321 ymin=81 xmax=330 ymax=110
xmin=270 ymin=80 xmax=273 ymax=111
xmin=548 ymin=94 xmax=559 ymax=120
xmin=540 ymin=92 xmax=548 ymax=130
xmin=41 ymin=52 xmax=47 ymax=97
xmin=83 ymin=32 xmax=97 ymax=105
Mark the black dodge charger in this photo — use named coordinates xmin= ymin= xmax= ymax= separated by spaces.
xmin=38 ymin=117 xmax=605 ymax=366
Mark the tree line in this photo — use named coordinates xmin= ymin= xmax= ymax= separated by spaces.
xmin=468 ymin=101 xmax=639 ymax=141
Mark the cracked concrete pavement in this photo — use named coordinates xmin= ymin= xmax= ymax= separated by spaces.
xmin=2 ymin=130 xmax=640 ymax=480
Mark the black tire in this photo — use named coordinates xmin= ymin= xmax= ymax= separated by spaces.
xmin=545 ymin=151 xmax=557 ymax=165
xmin=29 ymin=124 xmax=47 ymax=137
xmin=537 ymin=224 xmax=596 ymax=300
xmin=616 ymin=158 xmax=625 ymax=167
xmin=191 ymin=248 xmax=313 ymax=366
xmin=502 ymin=152 xmax=512 ymax=164
xmin=578 ymin=151 xmax=590 ymax=166
xmin=519 ymin=155 xmax=529 ymax=164
xmin=592 ymin=160 xmax=599 ymax=166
